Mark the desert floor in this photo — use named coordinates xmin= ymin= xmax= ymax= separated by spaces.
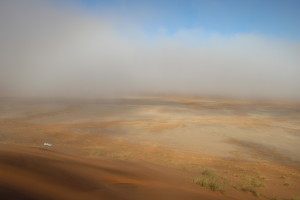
xmin=0 ymin=96 xmax=299 ymax=200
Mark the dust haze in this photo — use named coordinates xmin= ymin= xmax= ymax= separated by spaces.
xmin=1 ymin=2 xmax=300 ymax=199
xmin=1 ymin=0 xmax=300 ymax=100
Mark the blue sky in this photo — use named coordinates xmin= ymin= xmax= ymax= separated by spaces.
xmin=77 ymin=0 xmax=300 ymax=39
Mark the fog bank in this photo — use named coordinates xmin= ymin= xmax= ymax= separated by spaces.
xmin=1 ymin=1 xmax=299 ymax=100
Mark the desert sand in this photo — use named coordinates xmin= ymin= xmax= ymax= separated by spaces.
xmin=0 ymin=96 xmax=299 ymax=200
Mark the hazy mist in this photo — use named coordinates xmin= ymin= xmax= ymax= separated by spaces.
xmin=1 ymin=0 xmax=299 ymax=100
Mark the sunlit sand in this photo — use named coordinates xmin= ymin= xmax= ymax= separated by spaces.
xmin=0 ymin=96 xmax=299 ymax=199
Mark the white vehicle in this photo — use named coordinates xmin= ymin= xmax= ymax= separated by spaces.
xmin=43 ymin=142 xmax=53 ymax=147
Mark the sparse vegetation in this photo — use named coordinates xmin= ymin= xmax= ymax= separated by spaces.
xmin=237 ymin=167 xmax=245 ymax=172
xmin=290 ymin=197 xmax=300 ymax=200
xmin=109 ymin=152 xmax=131 ymax=159
xmin=257 ymin=175 xmax=266 ymax=180
xmin=202 ymin=168 xmax=215 ymax=176
xmin=237 ymin=174 xmax=265 ymax=187
xmin=194 ymin=168 xmax=224 ymax=193
xmin=283 ymin=182 xmax=290 ymax=186
xmin=180 ymin=163 xmax=198 ymax=171
xmin=280 ymin=175 xmax=286 ymax=179
xmin=250 ymin=178 xmax=264 ymax=187
xmin=194 ymin=176 xmax=223 ymax=192
xmin=232 ymin=184 xmax=260 ymax=197
xmin=233 ymin=174 xmax=265 ymax=197
xmin=240 ymin=186 xmax=260 ymax=197
xmin=1 ymin=96 xmax=299 ymax=200
xmin=84 ymin=148 xmax=103 ymax=156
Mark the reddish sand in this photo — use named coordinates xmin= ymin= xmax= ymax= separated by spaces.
xmin=0 ymin=96 xmax=299 ymax=200
xmin=0 ymin=144 xmax=232 ymax=200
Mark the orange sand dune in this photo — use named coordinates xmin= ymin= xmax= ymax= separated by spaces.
xmin=0 ymin=97 xmax=299 ymax=200
xmin=0 ymin=144 xmax=231 ymax=200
